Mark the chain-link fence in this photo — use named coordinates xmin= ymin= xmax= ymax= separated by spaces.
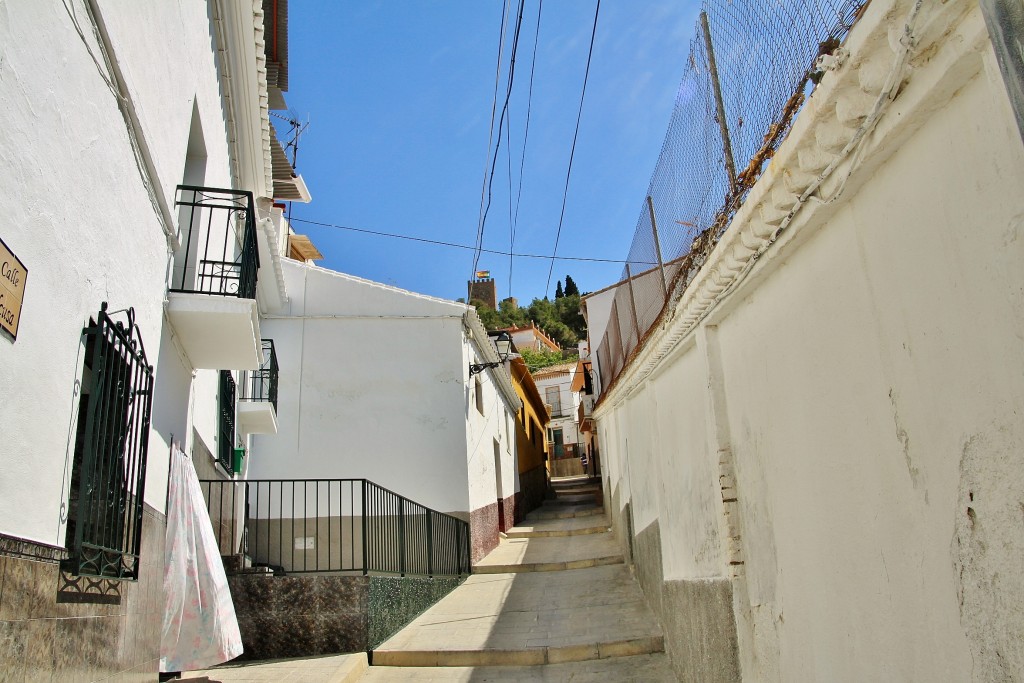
xmin=595 ymin=0 xmax=864 ymax=394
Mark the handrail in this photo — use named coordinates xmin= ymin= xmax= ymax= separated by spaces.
xmin=197 ymin=478 xmax=471 ymax=578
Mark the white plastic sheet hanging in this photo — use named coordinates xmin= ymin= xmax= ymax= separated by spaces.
xmin=160 ymin=445 xmax=243 ymax=672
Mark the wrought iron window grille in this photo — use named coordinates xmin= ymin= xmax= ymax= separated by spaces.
xmin=218 ymin=370 xmax=237 ymax=474
xmin=171 ymin=185 xmax=260 ymax=298
xmin=64 ymin=303 xmax=153 ymax=581
xmin=239 ymin=339 xmax=279 ymax=410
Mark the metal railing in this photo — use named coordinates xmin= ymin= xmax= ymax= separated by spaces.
xmin=198 ymin=479 xmax=471 ymax=577
xmin=240 ymin=339 xmax=279 ymax=410
xmin=172 ymin=185 xmax=259 ymax=298
xmin=218 ymin=371 xmax=236 ymax=474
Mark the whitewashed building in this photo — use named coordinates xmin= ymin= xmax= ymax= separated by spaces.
xmin=591 ymin=1 xmax=1024 ymax=681
xmin=0 ymin=0 xmax=305 ymax=677
xmin=247 ymin=259 xmax=523 ymax=563
xmin=532 ymin=361 xmax=584 ymax=478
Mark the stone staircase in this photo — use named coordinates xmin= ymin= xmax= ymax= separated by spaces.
xmin=360 ymin=476 xmax=676 ymax=681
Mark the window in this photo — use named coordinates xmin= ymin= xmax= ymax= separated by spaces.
xmin=475 ymin=376 xmax=484 ymax=415
xmin=65 ymin=303 xmax=153 ymax=581
xmin=545 ymin=386 xmax=561 ymax=417
xmin=219 ymin=370 xmax=237 ymax=473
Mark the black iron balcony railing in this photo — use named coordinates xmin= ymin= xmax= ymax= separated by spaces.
xmin=218 ymin=370 xmax=236 ymax=474
xmin=240 ymin=339 xmax=279 ymax=410
xmin=198 ymin=479 xmax=471 ymax=578
xmin=172 ymin=185 xmax=259 ymax=298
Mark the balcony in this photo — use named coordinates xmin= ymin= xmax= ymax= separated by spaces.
xmin=237 ymin=339 xmax=279 ymax=435
xmin=165 ymin=185 xmax=262 ymax=370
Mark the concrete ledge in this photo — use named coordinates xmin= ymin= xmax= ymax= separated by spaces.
xmin=473 ymin=555 xmax=624 ymax=574
xmin=504 ymin=524 xmax=609 ymax=539
xmin=372 ymin=635 xmax=664 ymax=667
xmin=530 ymin=506 xmax=604 ymax=520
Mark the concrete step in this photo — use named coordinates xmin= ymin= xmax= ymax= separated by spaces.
xmin=542 ymin=494 xmax=597 ymax=506
xmin=359 ymin=653 xmax=676 ymax=681
xmin=372 ymin=565 xmax=664 ymax=668
xmin=475 ymin=529 xmax=621 ymax=571
xmin=473 ymin=554 xmax=624 ymax=574
xmin=528 ymin=505 xmax=604 ymax=520
xmin=504 ymin=515 xmax=609 ymax=538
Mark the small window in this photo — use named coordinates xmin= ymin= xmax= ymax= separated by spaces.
xmin=218 ymin=370 xmax=237 ymax=474
xmin=545 ymin=386 xmax=561 ymax=416
xmin=65 ymin=303 xmax=154 ymax=581
xmin=475 ymin=376 xmax=484 ymax=415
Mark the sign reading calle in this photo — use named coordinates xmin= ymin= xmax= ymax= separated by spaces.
xmin=0 ymin=238 xmax=27 ymax=341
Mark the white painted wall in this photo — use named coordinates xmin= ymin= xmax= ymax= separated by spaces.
xmin=248 ymin=260 xmax=511 ymax=516
xmin=593 ymin=2 xmax=1024 ymax=680
xmin=0 ymin=0 xmax=241 ymax=544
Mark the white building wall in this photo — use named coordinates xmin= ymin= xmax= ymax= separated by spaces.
xmin=248 ymin=260 xmax=476 ymax=515
xmin=463 ymin=340 xmax=517 ymax=515
xmin=0 ymin=0 xmax=237 ymax=545
xmin=592 ymin=3 xmax=1024 ymax=680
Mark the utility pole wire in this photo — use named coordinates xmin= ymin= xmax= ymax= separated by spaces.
xmin=544 ymin=0 xmax=601 ymax=297
xmin=289 ymin=216 xmax=657 ymax=265
xmin=472 ymin=0 xmax=512 ymax=280
xmin=473 ymin=0 xmax=527 ymax=278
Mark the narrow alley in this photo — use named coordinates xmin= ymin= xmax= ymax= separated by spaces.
xmin=181 ymin=476 xmax=674 ymax=681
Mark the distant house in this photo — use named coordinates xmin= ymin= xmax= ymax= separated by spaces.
xmin=503 ymin=322 xmax=561 ymax=354
xmin=532 ymin=361 xmax=585 ymax=478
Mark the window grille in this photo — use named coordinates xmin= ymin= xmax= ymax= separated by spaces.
xmin=219 ymin=370 xmax=237 ymax=473
xmin=65 ymin=303 xmax=153 ymax=581
xmin=545 ymin=387 xmax=562 ymax=417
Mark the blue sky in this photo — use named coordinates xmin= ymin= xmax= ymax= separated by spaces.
xmin=282 ymin=1 xmax=701 ymax=303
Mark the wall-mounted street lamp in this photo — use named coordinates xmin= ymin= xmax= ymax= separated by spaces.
xmin=469 ymin=331 xmax=513 ymax=376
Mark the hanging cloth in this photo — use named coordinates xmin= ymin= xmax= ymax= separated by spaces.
xmin=160 ymin=446 xmax=244 ymax=672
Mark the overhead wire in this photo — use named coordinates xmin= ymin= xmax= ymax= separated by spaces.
xmin=289 ymin=216 xmax=657 ymax=265
xmin=510 ymin=0 xmax=544 ymax=301
xmin=472 ymin=0 xmax=527 ymax=279
xmin=544 ymin=0 xmax=602 ymax=297
xmin=472 ymin=0 xmax=513 ymax=280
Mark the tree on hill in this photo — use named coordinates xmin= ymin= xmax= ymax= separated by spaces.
xmin=555 ymin=280 xmax=564 ymax=298
xmin=467 ymin=279 xmax=587 ymax=349
xmin=564 ymin=275 xmax=579 ymax=297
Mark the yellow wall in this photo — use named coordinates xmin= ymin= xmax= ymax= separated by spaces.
xmin=510 ymin=358 xmax=548 ymax=474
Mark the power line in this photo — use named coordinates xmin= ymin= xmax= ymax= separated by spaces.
xmin=472 ymin=0 xmax=512 ymax=279
xmin=289 ymin=216 xmax=656 ymax=265
xmin=511 ymin=0 xmax=544 ymax=300
xmin=545 ymin=0 xmax=601 ymax=297
xmin=473 ymin=0 xmax=527 ymax=279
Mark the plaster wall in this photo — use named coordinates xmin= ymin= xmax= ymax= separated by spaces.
xmin=249 ymin=261 xmax=479 ymax=516
xmin=593 ymin=6 xmax=1024 ymax=679
xmin=0 ymin=0 xmax=234 ymax=544
xmin=463 ymin=338 xmax=517 ymax=515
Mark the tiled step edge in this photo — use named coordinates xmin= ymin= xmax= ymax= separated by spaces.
xmin=372 ymin=635 xmax=664 ymax=668
xmin=473 ymin=554 xmax=624 ymax=574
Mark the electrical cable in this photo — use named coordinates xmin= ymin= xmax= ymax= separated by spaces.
xmin=544 ymin=0 xmax=601 ymax=296
xmin=473 ymin=0 xmax=527 ymax=279
xmin=472 ymin=0 xmax=513 ymax=279
xmin=510 ymin=0 xmax=544 ymax=300
xmin=289 ymin=216 xmax=657 ymax=265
